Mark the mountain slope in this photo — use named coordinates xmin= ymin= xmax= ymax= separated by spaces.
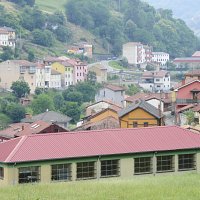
xmin=144 ymin=0 xmax=200 ymax=35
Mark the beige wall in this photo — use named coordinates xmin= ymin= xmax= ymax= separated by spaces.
xmin=0 ymin=61 xmax=36 ymax=93
xmin=1 ymin=150 xmax=200 ymax=186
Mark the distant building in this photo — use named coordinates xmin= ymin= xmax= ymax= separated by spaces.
xmin=95 ymin=84 xmax=125 ymax=107
xmin=139 ymin=70 xmax=171 ymax=92
xmin=152 ymin=52 xmax=169 ymax=66
xmin=0 ymin=26 xmax=16 ymax=48
xmin=122 ymin=42 xmax=153 ymax=66
xmin=185 ymin=69 xmax=200 ymax=80
xmin=88 ymin=64 xmax=107 ymax=83
xmin=0 ymin=60 xmax=36 ymax=93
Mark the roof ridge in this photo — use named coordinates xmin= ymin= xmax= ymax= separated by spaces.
xmin=5 ymin=136 xmax=27 ymax=163
xmin=25 ymin=125 xmax=177 ymax=138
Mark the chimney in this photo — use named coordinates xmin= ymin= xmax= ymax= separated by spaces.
xmin=22 ymin=125 xmax=24 ymax=131
xmin=181 ymin=79 xmax=186 ymax=86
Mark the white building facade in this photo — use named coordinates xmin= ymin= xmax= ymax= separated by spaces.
xmin=152 ymin=52 xmax=169 ymax=66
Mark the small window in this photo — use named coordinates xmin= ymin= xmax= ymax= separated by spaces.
xmin=77 ymin=162 xmax=96 ymax=180
xmin=18 ymin=166 xmax=40 ymax=184
xmin=0 ymin=167 xmax=4 ymax=179
xmin=144 ymin=122 xmax=148 ymax=127
xmin=101 ymin=160 xmax=120 ymax=177
xmin=51 ymin=164 xmax=72 ymax=181
xmin=133 ymin=122 xmax=138 ymax=128
xmin=178 ymin=154 xmax=195 ymax=171
xmin=134 ymin=157 xmax=152 ymax=174
xmin=157 ymin=155 xmax=174 ymax=172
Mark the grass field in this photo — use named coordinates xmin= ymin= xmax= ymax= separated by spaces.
xmin=35 ymin=0 xmax=68 ymax=13
xmin=1 ymin=173 xmax=200 ymax=200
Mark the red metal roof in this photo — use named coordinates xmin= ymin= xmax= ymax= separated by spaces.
xmin=1 ymin=126 xmax=200 ymax=163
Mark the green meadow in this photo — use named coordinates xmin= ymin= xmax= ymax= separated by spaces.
xmin=1 ymin=173 xmax=200 ymax=200
xmin=35 ymin=0 xmax=68 ymax=13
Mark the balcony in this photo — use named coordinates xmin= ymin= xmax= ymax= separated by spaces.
xmin=176 ymin=99 xmax=200 ymax=104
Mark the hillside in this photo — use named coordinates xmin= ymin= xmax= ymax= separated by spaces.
xmin=144 ymin=0 xmax=200 ymax=35
xmin=0 ymin=174 xmax=200 ymax=200
xmin=0 ymin=0 xmax=199 ymax=59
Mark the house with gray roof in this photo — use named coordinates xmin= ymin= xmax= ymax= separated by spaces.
xmin=22 ymin=111 xmax=71 ymax=129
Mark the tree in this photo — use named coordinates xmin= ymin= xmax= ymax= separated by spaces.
xmin=87 ymin=71 xmax=97 ymax=84
xmin=31 ymin=94 xmax=54 ymax=115
xmin=32 ymin=29 xmax=55 ymax=47
xmin=11 ymin=80 xmax=30 ymax=98
xmin=184 ymin=110 xmax=195 ymax=125
xmin=54 ymin=25 xmax=71 ymax=42
xmin=63 ymin=91 xmax=83 ymax=105
xmin=1 ymin=46 xmax=14 ymax=61
xmin=6 ymin=103 xmax=26 ymax=123
xmin=53 ymin=94 xmax=64 ymax=110
xmin=61 ymin=102 xmax=81 ymax=123
xmin=126 ymin=84 xmax=140 ymax=96
xmin=28 ymin=50 xmax=35 ymax=62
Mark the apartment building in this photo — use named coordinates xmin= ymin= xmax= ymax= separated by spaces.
xmin=152 ymin=52 xmax=169 ymax=66
xmin=0 ymin=26 xmax=16 ymax=48
xmin=0 ymin=60 xmax=36 ymax=93
xmin=122 ymin=42 xmax=153 ymax=65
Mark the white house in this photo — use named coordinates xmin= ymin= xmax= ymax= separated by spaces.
xmin=152 ymin=52 xmax=169 ymax=66
xmin=0 ymin=27 xmax=16 ymax=48
xmin=139 ymin=71 xmax=171 ymax=92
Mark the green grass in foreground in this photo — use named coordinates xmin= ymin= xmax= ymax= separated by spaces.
xmin=1 ymin=173 xmax=200 ymax=200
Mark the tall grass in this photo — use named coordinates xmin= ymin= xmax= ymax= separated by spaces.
xmin=1 ymin=173 xmax=200 ymax=200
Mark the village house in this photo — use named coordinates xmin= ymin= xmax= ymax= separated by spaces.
xmin=88 ymin=64 xmax=107 ymax=83
xmin=172 ymin=79 xmax=200 ymax=125
xmin=118 ymin=100 xmax=164 ymax=128
xmin=0 ymin=26 xmax=16 ymax=48
xmin=125 ymin=92 xmax=172 ymax=112
xmin=0 ymin=60 xmax=36 ymax=93
xmin=95 ymin=84 xmax=125 ymax=107
xmin=139 ymin=70 xmax=170 ymax=92
xmin=185 ymin=69 xmax=200 ymax=80
xmin=0 ymin=126 xmax=200 ymax=185
xmin=21 ymin=111 xmax=71 ymax=129
xmin=0 ymin=120 xmax=68 ymax=142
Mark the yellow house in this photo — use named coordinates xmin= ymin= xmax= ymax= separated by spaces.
xmin=88 ymin=107 xmax=119 ymax=123
xmin=51 ymin=62 xmax=65 ymax=74
xmin=118 ymin=100 xmax=164 ymax=128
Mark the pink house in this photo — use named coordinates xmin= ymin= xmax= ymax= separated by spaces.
xmin=174 ymin=79 xmax=200 ymax=110
xmin=67 ymin=59 xmax=88 ymax=84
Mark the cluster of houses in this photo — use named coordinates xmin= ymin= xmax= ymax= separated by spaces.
xmin=0 ymin=67 xmax=199 ymax=186
xmin=0 ymin=31 xmax=200 ymax=186
xmin=122 ymin=42 xmax=169 ymax=67
xmin=0 ymin=57 xmax=89 ymax=93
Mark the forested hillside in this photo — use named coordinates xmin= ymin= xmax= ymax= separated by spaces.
xmin=0 ymin=0 xmax=199 ymax=59
xmin=145 ymin=0 xmax=200 ymax=36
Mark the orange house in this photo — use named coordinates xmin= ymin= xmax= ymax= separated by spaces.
xmin=118 ymin=100 xmax=164 ymax=128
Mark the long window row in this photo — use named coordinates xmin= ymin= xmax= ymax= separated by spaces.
xmin=17 ymin=154 xmax=196 ymax=184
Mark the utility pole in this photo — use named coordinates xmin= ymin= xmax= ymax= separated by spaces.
xmin=118 ymin=0 xmax=121 ymax=12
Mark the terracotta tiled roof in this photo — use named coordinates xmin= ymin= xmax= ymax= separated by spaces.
xmin=125 ymin=93 xmax=171 ymax=103
xmin=177 ymin=104 xmax=196 ymax=113
xmin=192 ymin=105 xmax=200 ymax=112
xmin=142 ymin=70 xmax=169 ymax=78
xmin=185 ymin=69 xmax=200 ymax=76
xmin=1 ymin=126 xmax=200 ymax=163
xmin=105 ymin=84 xmax=125 ymax=91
